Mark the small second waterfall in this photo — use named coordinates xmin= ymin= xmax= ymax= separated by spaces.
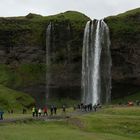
xmin=46 ymin=23 xmax=52 ymax=103
xmin=82 ymin=20 xmax=111 ymax=105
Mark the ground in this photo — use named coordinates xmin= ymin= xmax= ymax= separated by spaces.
xmin=0 ymin=106 xmax=140 ymax=140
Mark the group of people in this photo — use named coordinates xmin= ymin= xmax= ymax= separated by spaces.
xmin=32 ymin=107 xmax=48 ymax=117
xmin=75 ymin=103 xmax=102 ymax=112
xmin=50 ymin=105 xmax=57 ymax=115
xmin=32 ymin=105 xmax=66 ymax=117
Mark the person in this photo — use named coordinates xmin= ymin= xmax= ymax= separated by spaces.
xmin=38 ymin=108 xmax=42 ymax=117
xmin=23 ymin=108 xmax=27 ymax=114
xmin=89 ymin=103 xmax=92 ymax=111
xmin=97 ymin=103 xmax=102 ymax=108
xmin=50 ymin=105 xmax=54 ymax=116
xmin=35 ymin=107 xmax=38 ymax=117
xmin=0 ymin=111 xmax=4 ymax=120
xmin=62 ymin=105 xmax=66 ymax=113
xmin=128 ymin=101 xmax=134 ymax=106
xmin=77 ymin=104 xmax=80 ymax=109
xmin=32 ymin=107 xmax=35 ymax=117
xmin=54 ymin=105 xmax=57 ymax=115
xmin=11 ymin=109 xmax=14 ymax=114
xmin=73 ymin=104 xmax=76 ymax=110
xmin=84 ymin=104 xmax=88 ymax=112
xmin=43 ymin=107 xmax=48 ymax=116
xmin=93 ymin=104 xmax=97 ymax=112
xmin=136 ymin=100 xmax=140 ymax=106
xmin=80 ymin=103 xmax=84 ymax=110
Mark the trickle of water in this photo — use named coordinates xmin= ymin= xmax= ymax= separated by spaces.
xmin=82 ymin=20 xmax=111 ymax=105
xmin=46 ymin=23 xmax=52 ymax=104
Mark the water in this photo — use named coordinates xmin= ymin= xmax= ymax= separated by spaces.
xmin=46 ymin=23 xmax=52 ymax=105
xmin=82 ymin=20 xmax=112 ymax=105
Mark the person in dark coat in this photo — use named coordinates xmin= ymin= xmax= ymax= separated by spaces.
xmin=54 ymin=105 xmax=57 ymax=115
xmin=0 ymin=111 xmax=4 ymax=120
xmin=35 ymin=107 xmax=38 ymax=117
xmin=50 ymin=105 xmax=54 ymax=115
xmin=62 ymin=105 xmax=66 ymax=113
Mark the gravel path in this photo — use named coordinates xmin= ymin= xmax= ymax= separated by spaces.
xmin=0 ymin=109 xmax=95 ymax=123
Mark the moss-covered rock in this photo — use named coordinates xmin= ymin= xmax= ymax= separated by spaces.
xmin=0 ymin=11 xmax=90 ymax=102
xmin=106 ymin=8 xmax=140 ymax=98
xmin=0 ymin=8 xmax=139 ymax=102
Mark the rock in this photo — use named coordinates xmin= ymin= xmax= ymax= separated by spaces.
xmin=0 ymin=9 xmax=139 ymax=101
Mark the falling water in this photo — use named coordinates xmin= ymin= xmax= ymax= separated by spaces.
xmin=82 ymin=20 xmax=111 ymax=105
xmin=46 ymin=23 xmax=52 ymax=103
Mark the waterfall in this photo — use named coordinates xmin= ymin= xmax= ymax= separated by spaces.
xmin=82 ymin=20 xmax=111 ymax=105
xmin=46 ymin=23 xmax=52 ymax=103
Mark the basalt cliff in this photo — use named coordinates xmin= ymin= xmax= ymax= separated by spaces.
xmin=0 ymin=8 xmax=139 ymax=101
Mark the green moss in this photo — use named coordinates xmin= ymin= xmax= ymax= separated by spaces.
xmin=0 ymin=64 xmax=46 ymax=88
xmin=106 ymin=8 xmax=140 ymax=42
xmin=0 ymin=11 xmax=89 ymax=48
xmin=110 ymin=8 xmax=140 ymax=18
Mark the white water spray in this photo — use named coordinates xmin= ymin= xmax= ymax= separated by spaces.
xmin=82 ymin=20 xmax=111 ymax=105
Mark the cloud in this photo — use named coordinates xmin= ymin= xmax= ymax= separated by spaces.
xmin=0 ymin=0 xmax=139 ymax=19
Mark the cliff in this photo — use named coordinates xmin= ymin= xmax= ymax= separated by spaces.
xmin=106 ymin=8 xmax=140 ymax=98
xmin=0 ymin=11 xmax=90 ymax=100
xmin=0 ymin=8 xmax=139 ymax=101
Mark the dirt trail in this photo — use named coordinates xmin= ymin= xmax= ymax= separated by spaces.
xmin=0 ymin=110 xmax=95 ymax=124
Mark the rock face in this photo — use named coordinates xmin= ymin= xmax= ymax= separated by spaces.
xmin=0 ymin=11 xmax=89 ymax=102
xmin=43 ymin=12 xmax=89 ymax=99
xmin=0 ymin=9 xmax=139 ymax=102
xmin=106 ymin=8 xmax=140 ymax=98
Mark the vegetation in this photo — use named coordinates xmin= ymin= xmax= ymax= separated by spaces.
xmin=106 ymin=8 xmax=140 ymax=42
xmin=112 ymin=91 xmax=140 ymax=104
xmin=0 ymin=84 xmax=34 ymax=110
xmin=77 ymin=106 xmax=140 ymax=140
xmin=0 ymin=107 xmax=140 ymax=140
xmin=0 ymin=11 xmax=89 ymax=47
xmin=0 ymin=10 xmax=89 ymax=89
xmin=0 ymin=64 xmax=46 ymax=88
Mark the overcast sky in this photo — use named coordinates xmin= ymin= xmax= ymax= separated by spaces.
xmin=0 ymin=0 xmax=140 ymax=19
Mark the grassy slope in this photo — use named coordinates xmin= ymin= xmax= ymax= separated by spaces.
xmin=106 ymin=8 xmax=140 ymax=41
xmin=0 ymin=11 xmax=90 ymax=46
xmin=77 ymin=107 xmax=140 ymax=140
xmin=0 ymin=84 xmax=35 ymax=110
xmin=0 ymin=107 xmax=140 ymax=140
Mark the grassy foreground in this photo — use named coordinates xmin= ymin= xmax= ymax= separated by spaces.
xmin=0 ymin=106 xmax=140 ymax=140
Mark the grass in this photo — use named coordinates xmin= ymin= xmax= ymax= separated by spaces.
xmin=109 ymin=8 xmax=140 ymax=18
xmin=0 ymin=10 xmax=89 ymax=47
xmin=0 ymin=106 xmax=140 ymax=140
xmin=0 ymin=84 xmax=34 ymax=110
xmin=0 ymin=120 xmax=136 ymax=140
xmin=0 ymin=121 xmax=110 ymax=140
xmin=106 ymin=8 xmax=140 ymax=42
xmin=77 ymin=107 xmax=140 ymax=140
